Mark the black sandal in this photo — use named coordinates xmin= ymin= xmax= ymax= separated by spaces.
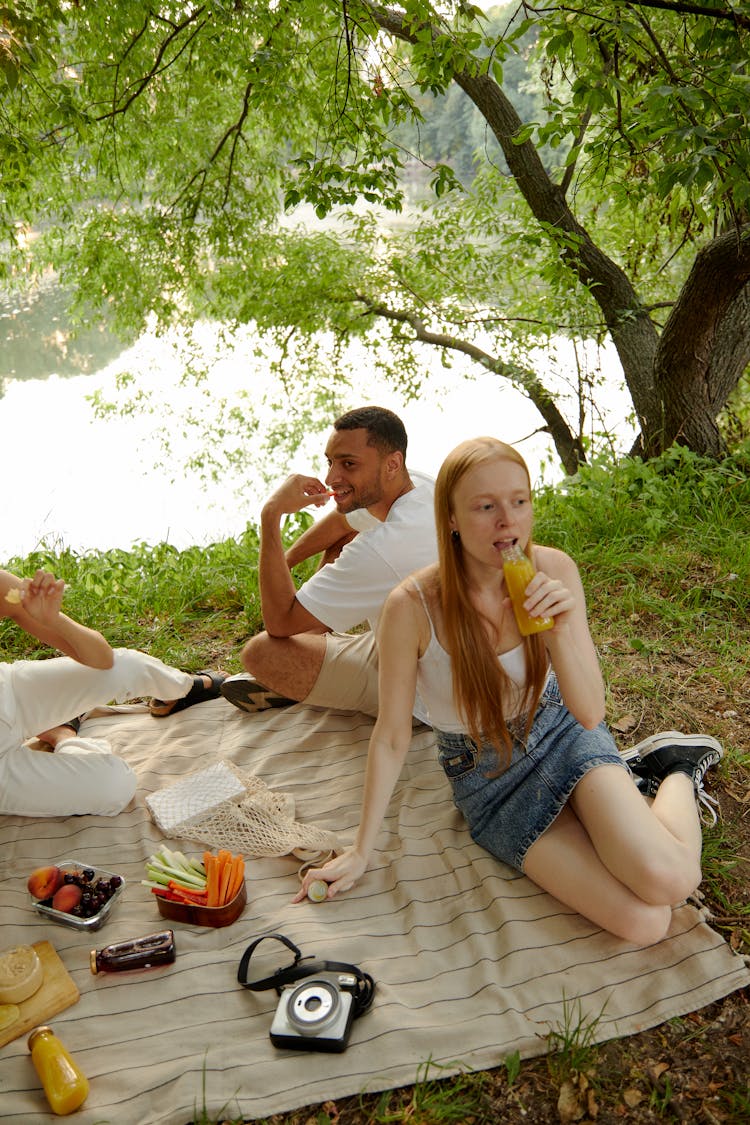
xmin=150 ymin=671 xmax=227 ymax=717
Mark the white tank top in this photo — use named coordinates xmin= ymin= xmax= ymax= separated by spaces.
xmin=412 ymin=581 xmax=528 ymax=733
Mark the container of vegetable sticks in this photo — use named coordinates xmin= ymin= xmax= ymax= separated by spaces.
xmin=155 ymin=881 xmax=246 ymax=928
xmin=143 ymin=847 xmax=247 ymax=928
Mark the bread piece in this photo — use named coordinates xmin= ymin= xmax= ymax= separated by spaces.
xmin=0 ymin=945 xmax=44 ymax=1004
xmin=0 ymin=1003 xmax=21 ymax=1031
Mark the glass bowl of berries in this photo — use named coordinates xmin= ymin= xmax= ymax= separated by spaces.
xmin=28 ymin=860 xmax=126 ymax=931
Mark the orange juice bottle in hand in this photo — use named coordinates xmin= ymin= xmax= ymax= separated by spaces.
xmin=502 ymin=544 xmax=554 ymax=636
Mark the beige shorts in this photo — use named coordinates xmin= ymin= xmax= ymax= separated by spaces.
xmin=304 ymin=630 xmax=378 ymax=717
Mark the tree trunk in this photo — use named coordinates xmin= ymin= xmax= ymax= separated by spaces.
xmin=706 ymin=283 xmax=750 ymax=413
xmin=649 ymin=227 xmax=750 ymax=455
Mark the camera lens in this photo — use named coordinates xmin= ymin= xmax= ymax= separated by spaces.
xmin=288 ymin=979 xmax=340 ymax=1033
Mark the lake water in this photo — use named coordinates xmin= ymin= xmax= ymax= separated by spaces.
xmin=0 ymin=287 xmax=632 ymax=561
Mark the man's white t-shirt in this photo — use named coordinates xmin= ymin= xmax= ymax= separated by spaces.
xmin=296 ymin=470 xmax=436 ymax=632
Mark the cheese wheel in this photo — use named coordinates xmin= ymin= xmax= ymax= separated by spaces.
xmin=0 ymin=945 xmax=43 ymax=1004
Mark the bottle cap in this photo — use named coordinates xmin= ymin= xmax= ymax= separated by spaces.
xmin=89 ymin=950 xmax=99 ymax=975
xmin=27 ymin=1025 xmax=52 ymax=1051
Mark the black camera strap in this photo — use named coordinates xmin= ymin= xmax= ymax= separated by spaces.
xmin=237 ymin=933 xmax=375 ymax=1017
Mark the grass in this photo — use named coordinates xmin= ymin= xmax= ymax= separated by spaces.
xmin=0 ymin=513 xmax=317 ymax=671
xmin=545 ymin=996 xmax=608 ymax=1086
xmin=3 ymin=442 xmax=750 ymax=1124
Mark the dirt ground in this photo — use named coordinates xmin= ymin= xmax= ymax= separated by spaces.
xmin=251 ymin=992 xmax=750 ymax=1124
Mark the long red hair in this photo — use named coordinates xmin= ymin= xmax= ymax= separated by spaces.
xmin=434 ymin=437 xmax=549 ymax=768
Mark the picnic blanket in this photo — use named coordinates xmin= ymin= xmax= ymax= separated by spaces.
xmin=1 ymin=698 xmax=748 ymax=1124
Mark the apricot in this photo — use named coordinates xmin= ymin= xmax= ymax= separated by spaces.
xmin=51 ymin=883 xmax=82 ymax=914
xmin=27 ymin=865 xmax=64 ymax=901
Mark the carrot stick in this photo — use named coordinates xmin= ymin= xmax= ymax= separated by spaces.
xmin=217 ymin=849 xmax=232 ymax=903
xmin=206 ymin=855 xmax=219 ymax=908
xmin=231 ymin=853 xmax=244 ymax=899
xmin=217 ymin=850 xmax=229 ymax=880
xmin=224 ymin=856 xmax=238 ymax=903
xmin=225 ymin=855 xmax=245 ymax=903
xmin=218 ymin=858 xmax=232 ymax=906
xmin=169 ymin=880 xmax=208 ymax=896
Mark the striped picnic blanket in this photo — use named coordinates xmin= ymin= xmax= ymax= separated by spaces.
xmin=1 ymin=698 xmax=747 ymax=1124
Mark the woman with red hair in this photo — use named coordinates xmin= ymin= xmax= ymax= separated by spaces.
xmin=297 ymin=437 xmax=721 ymax=944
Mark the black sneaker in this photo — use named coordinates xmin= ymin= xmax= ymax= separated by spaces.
xmin=622 ymin=731 xmax=723 ymax=824
xmin=220 ymin=673 xmax=295 ymax=714
xmin=634 ymin=774 xmax=659 ymax=799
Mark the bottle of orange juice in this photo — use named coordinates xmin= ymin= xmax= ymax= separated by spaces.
xmin=27 ymin=1025 xmax=89 ymax=1115
xmin=502 ymin=544 xmax=554 ymax=636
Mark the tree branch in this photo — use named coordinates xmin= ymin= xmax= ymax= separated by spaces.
xmin=545 ymin=0 xmax=750 ymax=32
xmin=103 ymin=8 xmax=208 ymax=122
xmin=168 ymin=9 xmax=288 ymax=217
xmin=611 ymin=0 xmax=750 ymax=31
xmin=355 ymin=293 xmax=586 ymax=472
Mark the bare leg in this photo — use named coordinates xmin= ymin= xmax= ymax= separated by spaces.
xmin=523 ymin=804 xmax=672 ymax=944
xmin=522 ymin=766 xmax=703 ymax=944
xmin=568 ymin=766 xmax=702 ymax=903
xmin=36 ymin=722 xmax=80 ymax=749
xmin=240 ymin=632 xmax=328 ymax=701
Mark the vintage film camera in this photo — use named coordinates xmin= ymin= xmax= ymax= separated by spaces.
xmin=238 ymin=933 xmax=375 ymax=1054
xmin=269 ymin=970 xmax=357 ymax=1052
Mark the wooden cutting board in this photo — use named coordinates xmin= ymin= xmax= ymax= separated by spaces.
xmin=0 ymin=941 xmax=80 ymax=1048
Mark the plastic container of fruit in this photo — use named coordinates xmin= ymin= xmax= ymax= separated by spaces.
xmin=31 ymin=860 xmax=126 ymax=932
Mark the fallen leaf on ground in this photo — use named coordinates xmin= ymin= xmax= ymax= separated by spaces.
xmin=557 ymin=1079 xmax=587 ymax=1122
xmin=622 ymin=1087 xmax=643 ymax=1107
xmin=611 ymin=713 xmax=638 ymax=734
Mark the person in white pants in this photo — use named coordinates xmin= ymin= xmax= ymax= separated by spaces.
xmin=1 ymin=568 xmax=221 ymax=818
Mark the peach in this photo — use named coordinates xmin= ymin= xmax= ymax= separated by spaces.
xmin=51 ymin=884 xmax=82 ymax=914
xmin=27 ymin=865 xmax=64 ymax=901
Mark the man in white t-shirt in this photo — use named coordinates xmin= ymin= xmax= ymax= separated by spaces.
xmin=221 ymin=406 xmax=436 ymax=718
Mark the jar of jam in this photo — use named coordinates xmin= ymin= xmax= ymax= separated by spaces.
xmin=27 ymin=1025 xmax=89 ymax=1115
xmin=90 ymin=928 xmax=176 ymax=975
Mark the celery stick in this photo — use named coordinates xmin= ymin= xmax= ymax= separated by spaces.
xmin=146 ymin=867 xmax=172 ymax=886
xmin=147 ymin=860 xmax=205 ymax=887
